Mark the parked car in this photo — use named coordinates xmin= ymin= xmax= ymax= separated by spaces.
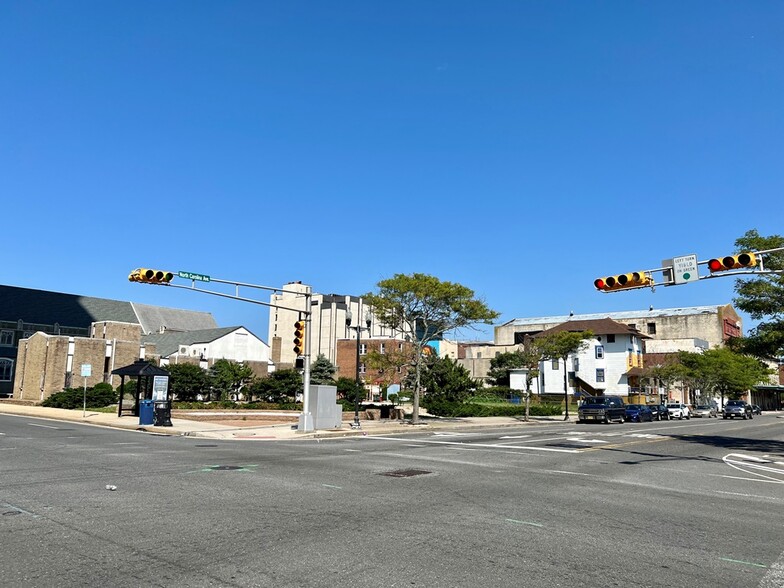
xmin=578 ymin=395 xmax=626 ymax=424
xmin=723 ymin=400 xmax=753 ymax=420
xmin=751 ymin=405 xmax=763 ymax=415
xmin=624 ymin=404 xmax=653 ymax=423
xmin=649 ymin=405 xmax=670 ymax=421
xmin=666 ymin=403 xmax=691 ymax=420
xmin=692 ymin=404 xmax=718 ymax=418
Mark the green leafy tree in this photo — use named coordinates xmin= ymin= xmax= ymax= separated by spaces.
xmin=209 ymin=359 xmax=255 ymax=402
xmin=165 ymin=363 xmax=210 ymax=402
xmin=729 ymin=229 xmax=784 ymax=359
xmin=310 ymin=354 xmax=337 ymax=385
xmin=518 ymin=338 xmax=546 ymax=422
xmin=364 ymin=345 xmax=416 ymax=394
xmin=640 ymin=358 xmax=687 ymax=402
xmin=335 ymin=376 xmax=364 ymax=405
xmin=536 ymin=330 xmax=592 ymax=420
xmin=413 ymin=354 xmax=475 ymax=403
xmin=487 ymin=350 xmax=530 ymax=387
xmin=364 ymin=273 xmax=499 ymax=424
xmin=250 ymin=369 xmax=302 ymax=404
xmin=680 ymin=348 xmax=773 ymax=407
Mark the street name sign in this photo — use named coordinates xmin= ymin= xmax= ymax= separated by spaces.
xmin=178 ymin=271 xmax=211 ymax=282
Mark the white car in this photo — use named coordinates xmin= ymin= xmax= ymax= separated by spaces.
xmin=666 ymin=403 xmax=691 ymax=420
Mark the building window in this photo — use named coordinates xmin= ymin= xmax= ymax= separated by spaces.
xmin=379 ymin=343 xmax=385 ymax=355
xmin=596 ymin=368 xmax=605 ymax=383
xmin=0 ymin=358 xmax=12 ymax=381
xmin=607 ymin=334 xmax=616 ymax=343
xmin=627 ymin=323 xmax=636 ymax=330
xmin=359 ymin=343 xmax=367 ymax=355
xmin=398 ymin=343 xmax=403 ymax=351
xmin=0 ymin=330 xmax=13 ymax=346
xmin=551 ymin=359 xmax=559 ymax=370
xmin=595 ymin=345 xmax=604 ymax=359
xmin=573 ymin=357 xmax=579 ymax=371
xmin=359 ymin=363 xmax=366 ymax=374
xmin=647 ymin=322 xmax=656 ymax=335
xmin=23 ymin=331 xmax=35 ymax=339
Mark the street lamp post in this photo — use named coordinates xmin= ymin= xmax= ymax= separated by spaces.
xmin=346 ymin=309 xmax=372 ymax=429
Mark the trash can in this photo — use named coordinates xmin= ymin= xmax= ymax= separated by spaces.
xmin=153 ymin=401 xmax=172 ymax=427
xmin=139 ymin=399 xmax=154 ymax=426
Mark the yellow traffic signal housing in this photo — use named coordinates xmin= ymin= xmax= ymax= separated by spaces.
xmin=293 ymin=320 xmax=306 ymax=355
xmin=707 ymin=252 xmax=757 ymax=273
xmin=128 ymin=268 xmax=174 ymax=284
xmin=594 ymin=271 xmax=652 ymax=292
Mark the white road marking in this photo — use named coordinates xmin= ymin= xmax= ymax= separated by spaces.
xmin=545 ymin=470 xmax=590 ymax=476
xmin=565 ymin=438 xmax=608 ymax=444
xmin=27 ymin=423 xmax=58 ymax=429
xmin=760 ymin=549 xmax=784 ymax=588
xmin=714 ymin=491 xmax=779 ymax=500
xmin=499 ymin=435 xmax=531 ymax=439
xmin=369 ymin=437 xmax=581 ymax=453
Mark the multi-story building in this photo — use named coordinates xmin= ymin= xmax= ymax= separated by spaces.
xmin=268 ymin=283 xmax=406 ymax=368
xmin=509 ymin=318 xmax=648 ymax=398
xmin=1 ymin=284 xmax=266 ymax=401
xmin=495 ymin=304 xmax=742 ymax=350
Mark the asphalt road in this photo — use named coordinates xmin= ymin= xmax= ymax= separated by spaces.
xmin=1 ymin=412 xmax=783 ymax=587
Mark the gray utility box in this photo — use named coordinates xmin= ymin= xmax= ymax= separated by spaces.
xmin=307 ymin=385 xmax=342 ymax=430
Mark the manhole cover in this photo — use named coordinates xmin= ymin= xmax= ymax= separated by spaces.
xmin=210 ymin=465 xmax=243 ymax=471
xmin=380 ymin=469 xmax=432 ymax=478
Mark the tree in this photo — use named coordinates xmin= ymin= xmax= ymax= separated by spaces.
xmin=487 ymin=350 xmax=529 ymax=387
xmin=411 ymin=354 xmax=475 ymax=404
xmin=518 ymin=338 xmax=545 ymax=422
xmin=250 ymin=369 xmax=302 ymax=404
xmin=639 ymin=358 xmax=686 ymax=402
xmin=536 ymin=331 xmax=592 ymax=420
xmin=209 ymin=359 xmax=255 ymax=401
xmin=680 ymin=348 xmax=773 ymax=407
xmin=310 ymin=354 xmax=337 ymax=385
xmin=165 ymin=363 xmax=210 ymax=402
xmin=364 ymin=273 xmax=500 ymax=424
xmin=364 ymin=345 xmax=416 ymax=396
xmin=335 ymin=376 xmax=364 ymax=404
xmin=729 ymin=230 xmax=784 ymax=359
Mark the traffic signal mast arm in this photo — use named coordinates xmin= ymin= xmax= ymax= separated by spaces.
xmin=128 ymin=267 xmax=314 ymax=429
xmin=594 ymin=246 xmax=784 ymax=292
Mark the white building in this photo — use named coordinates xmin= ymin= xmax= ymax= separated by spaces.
xmin=144 ymin=326 xmax=272 ymax=373
xmin=510 ymin=318 xmax=648 ymax=398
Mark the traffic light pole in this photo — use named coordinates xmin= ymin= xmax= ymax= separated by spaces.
xmin=595 ymin=246 xmax=784 ymax=293
xmin=129 ymin=272 xmax=315 ymax=432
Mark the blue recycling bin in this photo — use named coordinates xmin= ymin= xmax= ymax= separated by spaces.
xmin=139 ymin=399 xmax=154 ymax=425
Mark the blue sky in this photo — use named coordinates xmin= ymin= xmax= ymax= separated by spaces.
xmin=2 ymin=2 xmax=783 ymax=341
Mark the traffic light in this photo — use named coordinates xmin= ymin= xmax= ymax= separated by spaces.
xmin=594 ymin=271 xmax=652 ymax=292
xmin=707 ymin=252 xmax=757 ymax=273
xmin=293 ymin=320 xmax=306 ymax=355
xmin=128 ymin=268 xmax=174 ymax=284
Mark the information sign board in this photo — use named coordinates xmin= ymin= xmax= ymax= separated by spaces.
xmin=178 ymin=271 xmax=210 ymax=282
xmin=672 ymin=254 xmax=699 ymax=284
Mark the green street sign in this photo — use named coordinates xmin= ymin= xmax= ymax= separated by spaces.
xmin=178 ymin=271 xmax=211 ymax=282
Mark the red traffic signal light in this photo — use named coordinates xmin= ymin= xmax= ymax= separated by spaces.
xmin=293 ymin=320 xmax=306 ymax=355
xmin=594 ymin=271 xmax=651 ymax=292
xmin=128 ymin=268 xmax=174 ymax=284
xmin=707 ymin=252 xmax=757 ymax=273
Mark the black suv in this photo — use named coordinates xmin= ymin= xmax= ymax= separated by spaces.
xmin=578 ymin=396 xmax=626 ymax=424
xmin=722 ymin=400 xmax=753 ymax=420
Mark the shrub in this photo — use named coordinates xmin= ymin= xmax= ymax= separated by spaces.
xmin=42 ymin=385 xmax=118 ymax=410
xmin=423 ymin=399 xmax=562 ymax=418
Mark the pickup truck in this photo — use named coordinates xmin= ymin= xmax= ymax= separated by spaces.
xmin=577 ymin=396 xmax=626 ymax=424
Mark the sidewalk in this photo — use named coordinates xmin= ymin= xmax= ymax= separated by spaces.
xmin=0 ymin=402 xmax=568 ymax=441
